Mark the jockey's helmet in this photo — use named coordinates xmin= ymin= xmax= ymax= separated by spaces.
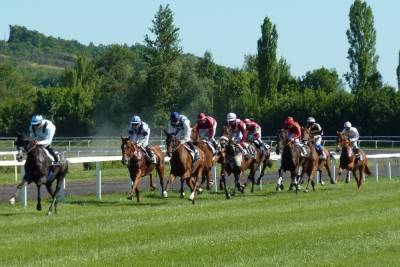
xmin=307 ymin=117 xmax=315 ymax=124
xmin=31 ymin=115 xmax=43 ymax=126
xmin=197 ymin=112 xmax=207 ymax=123
xmin=284 ymin=116 xmax=294 ymax=127
xmin=130 ymin=115 xmax=141 ymax=124
xmin=344 ymin=121 xmax=352 ymax=128
xmin=227 ymin=112 xmax=236 ymax=122
xmin=244 ymin=118 xmax=252 ymax=126
xmin=170 ymin=112 xmax=180 ymax=124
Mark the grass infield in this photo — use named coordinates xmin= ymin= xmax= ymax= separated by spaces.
xmin=0 ymin=179 xmax=399 ymax=266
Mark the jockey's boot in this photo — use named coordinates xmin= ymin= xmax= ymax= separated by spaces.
xmin=47 ymin=146 xmax=60 ymax=166
xmin=146 ymin=146 xmax=157 ymax=164
xmin=187 ymin=142 xmax=200 ymax=162
xmin=300 ymin=145 xmax=307 ymax=158
xmin=317 ymin=147 xmax=326 ymax=160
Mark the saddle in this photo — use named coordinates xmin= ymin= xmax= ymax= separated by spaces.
xmin=138 ymin=145 xmax=157 ymax=164
xmin=202 ymin=140 xmax=217 ymax=155
xmin=183 ymin=143 xmax=200 ymax=162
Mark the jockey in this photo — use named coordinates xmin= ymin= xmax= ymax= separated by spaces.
xmin=306 ymin=117 xmax=326 ymax=160
xmin=226 ymin=112 xmax=249 ymax=156
xmin=194 ymin=112 xmax=218 ymax=152
xmin=167 ymin=111 xmax=198 ymax=161
xmin=244 ymin=118 xmax=264 ymax=155
xmin=29 ymin=115 xmax=60 ymax=165
xmin=128 ymin=115 xmax=156 ymax=164
xmin=342 ymin=121 xmax=361 ymax=159
xmin=284 ymin=116 xmax=307 ymax=157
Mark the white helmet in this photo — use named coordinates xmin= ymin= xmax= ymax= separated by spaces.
xmin=344 ymin=121 xmax=352 ymax=128
xmin=31 ymin=115 xmax=43 ymax=126
xmin=307 ymin=117 xmax=315 ymax=124
xmin=227 ymin=112 xmax=237 ymax=122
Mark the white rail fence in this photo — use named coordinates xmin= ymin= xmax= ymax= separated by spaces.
xmin=1 ymin=152 xmax=400 ymax=207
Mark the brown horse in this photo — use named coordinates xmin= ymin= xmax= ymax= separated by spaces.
xmin=336 ymin=131 xmax=371 ymax=189
xmin=162 ymin=131 xmax=206 ymax=204
xmin=300 ymin=127 xmax=321 ymax=192
xmin=276 ymin=128 xmax=305 ymax=194
xmin=121 ymin=137 xmax=165 ymax=202
xmin=190 ymin=128 xmax=217 ymax=190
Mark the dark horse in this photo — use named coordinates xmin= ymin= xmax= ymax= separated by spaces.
xmin=162 ymin=131 xmax=206 ymax=204
xmin=275 ymin=128 xmax=305 ymax=194
xmin=120 ymin=137 xmax=165 ymax=202
xmin=10 ymin=133 xmax=68 ymax=215
xmin=221 ymin=138 xmax=259 ymax=199
xmin=336 ymin=131 xmax=371 ymax=189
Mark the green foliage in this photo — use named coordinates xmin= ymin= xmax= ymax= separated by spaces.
xmin=299 ymin=67 xmax=344 ymax=93
xmin=345 ymin=0 xmax=380 ymax=93
xmin=257 ymin=17 xmax=279 ymax=99
xmin=144 ymin=4 xmax=182 ymax=126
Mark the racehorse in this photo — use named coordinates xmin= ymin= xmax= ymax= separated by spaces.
xmin=120 ymin=137 xmax=165 ymax=202
xmin=336 ymin=131 xmax=371 ymax=189
xmin=275 ymin=128 xmax=305 ymax=194
xmin=190 ymin=128 xmax=217 ymax=190
xmin=162 ymin=131 xmax=206 ymax=204
xmin=300 ymin=127 xmax=321 ymax=192
xmin=221 ymin=137 xmax=259 ymax=198
xmin=9 ymin=133 xmax=68 ymax=215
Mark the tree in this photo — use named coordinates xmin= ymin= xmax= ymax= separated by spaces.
xmin=144 ymin=4 xmax=182 ymax=126
xmin=345 ymin=0 xmax=380 ymax=93
xmin=257 ymin=17 xmax=279 ymax=99
xmin=299 ymin=67 xmax=344 ymax=93
xmin=397 ymin=50 xmax=400 ymax=90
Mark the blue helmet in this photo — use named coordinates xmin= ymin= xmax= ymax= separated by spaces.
xmin=170 ymin=112 xmax=180 ymax=123
xmin=130 ymin=115 xmax=141 ymax=124
xmin=31 ymin=115 xmax=43 ymax=126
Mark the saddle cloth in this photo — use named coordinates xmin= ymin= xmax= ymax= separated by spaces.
xmin=183 ymin=144 xmax=199 ymax=161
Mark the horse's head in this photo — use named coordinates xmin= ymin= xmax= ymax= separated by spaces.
xmin=14 ymin=133 xmax=36 ymax=161
xmin=120 ymin=136 xmax=139 ymax=165
xmin=276 ymin=128 xmax=289 ymax=155
xmin=164 ymin=130 xmax=180 ymax=157
xmin=302 ymin=127 xmax=313 ymax=144
xmin=336 ymin=131 xmax=350 ymax=152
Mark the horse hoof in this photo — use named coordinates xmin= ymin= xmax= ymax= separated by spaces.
xmin=9 ymin=198 xmax=15 ymax=205
xmin=162 ymin=191 xmax=168 ymax=198
xmin=47 ymin=211 xmax=52 ymax=216
xmin=189 ymin=192 xmax=195 ymax=201
xmin=320 ymin=181 xmax=325 ymax=186
xmin=150 ymin=186 xmax=156 ymax=191
xmin=304 ymin=189 xmax=309 ymax=193
xmin=36 ymin=205 xmax=42 ymax=211
xmin=127 ymin=195 xmax=133 ymax=200
xmin=197 ymin=188 xmax=203 ymax=194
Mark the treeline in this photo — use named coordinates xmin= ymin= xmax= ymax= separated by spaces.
xmin=0 ymin=1 xmax=400 ymax=137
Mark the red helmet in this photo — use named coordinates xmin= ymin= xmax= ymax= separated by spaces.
xmin=244 ymin=118 xmax=252 ymax=125
xmin=197 ymin=112 xmax=207 ymax=123
xmin=284 ymin=116 xmax=294 ymax=127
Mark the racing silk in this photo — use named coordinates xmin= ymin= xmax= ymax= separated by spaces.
xmin=245 ymin=121 xmax=262 ymax=142
xmin=167 ymin=115 xmax=191 ymax=142
xmin=286 ymin=122 xmax=302 ymax=140
xmin=195 ymin=116 xmax=217 ymax=140
xmin=29 ymin=119 xmax=56 ymax=147
xmin=128 ymin=122 xmax=150 ymax=146
xmin=228 ymin=119 xmax=247 ymax=145
xmin=342 ymin=127 xmax=359 ymax=143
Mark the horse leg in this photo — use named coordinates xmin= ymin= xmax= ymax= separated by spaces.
xmin=336 ymin=167 xmax=343 ymax=183
xmin=190 ymin=170 xmax=204 ymax=204
xmin=45 ymin=179 xmax=58 ymax=215
xmin=276 ymin=168 xmax=284 ymax=191
xmin=357 ymin=167 xmax=364 ymax=189
xmin=156 ymin=164 xmax=164 ymax=196
xmin=325 ymin=160 xmax=335 ymax=184
xmin=162 ymin=173 xmax=175 ymax=198
xmin=131 ymin=172 xmax=142 ymax=203
xmin=352 ymin=169 xmax=359 ymax=189
xmin=149 ymin=173 xmax=156 ymax=191
xmin=256 ymin=161 xmax=267 ymax=185
xmin=180 ymin=179 xmax=185 ymax=198
xmin=9 ymin=180 xmax=27 ymax=204
xmin=221 ymin=172 xmax=231 ymax=199
xmin=185 ymin=177 xmax=195 ymax=202
xmin=250 ymin=169 xmax=256 ymax=193
xmin=36 ymin=184 xmax=42 ymax=211
xmin=346 ymin=170 xmax=351 ymax=183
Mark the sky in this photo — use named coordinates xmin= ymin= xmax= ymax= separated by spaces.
xmin=1 ymin=0 xmax=399 ymax=87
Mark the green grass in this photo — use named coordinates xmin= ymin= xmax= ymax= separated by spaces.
xmin=0 ymin=179 xmax=399 ymax=266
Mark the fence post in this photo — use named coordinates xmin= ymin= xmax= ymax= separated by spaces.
xmin=258 ymin=165 xmax=263 ymax=190
xmin=388 ymin=161 xmax=392 ymax=180
xmin=212 ymin=165 xmax=217 ymax=192
xmin=127 ymin=175 xmax=132 ymax=194
xmin=375 ymin=159 xmax=379 ymax=182
xmin=13 ymin=153 xmax=18 ymax=182
xmin=96 ymin=162 xmax=102 ymax=200
xmin=20 ymin=166 xmax=27 ymax=208
xmin=68 ymin=141 xmax=71 ymax=152
xmin=60 ymin=177 xmax=66 ymax=202
xmin=332 ymin=159 xmax=336 ymax=182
